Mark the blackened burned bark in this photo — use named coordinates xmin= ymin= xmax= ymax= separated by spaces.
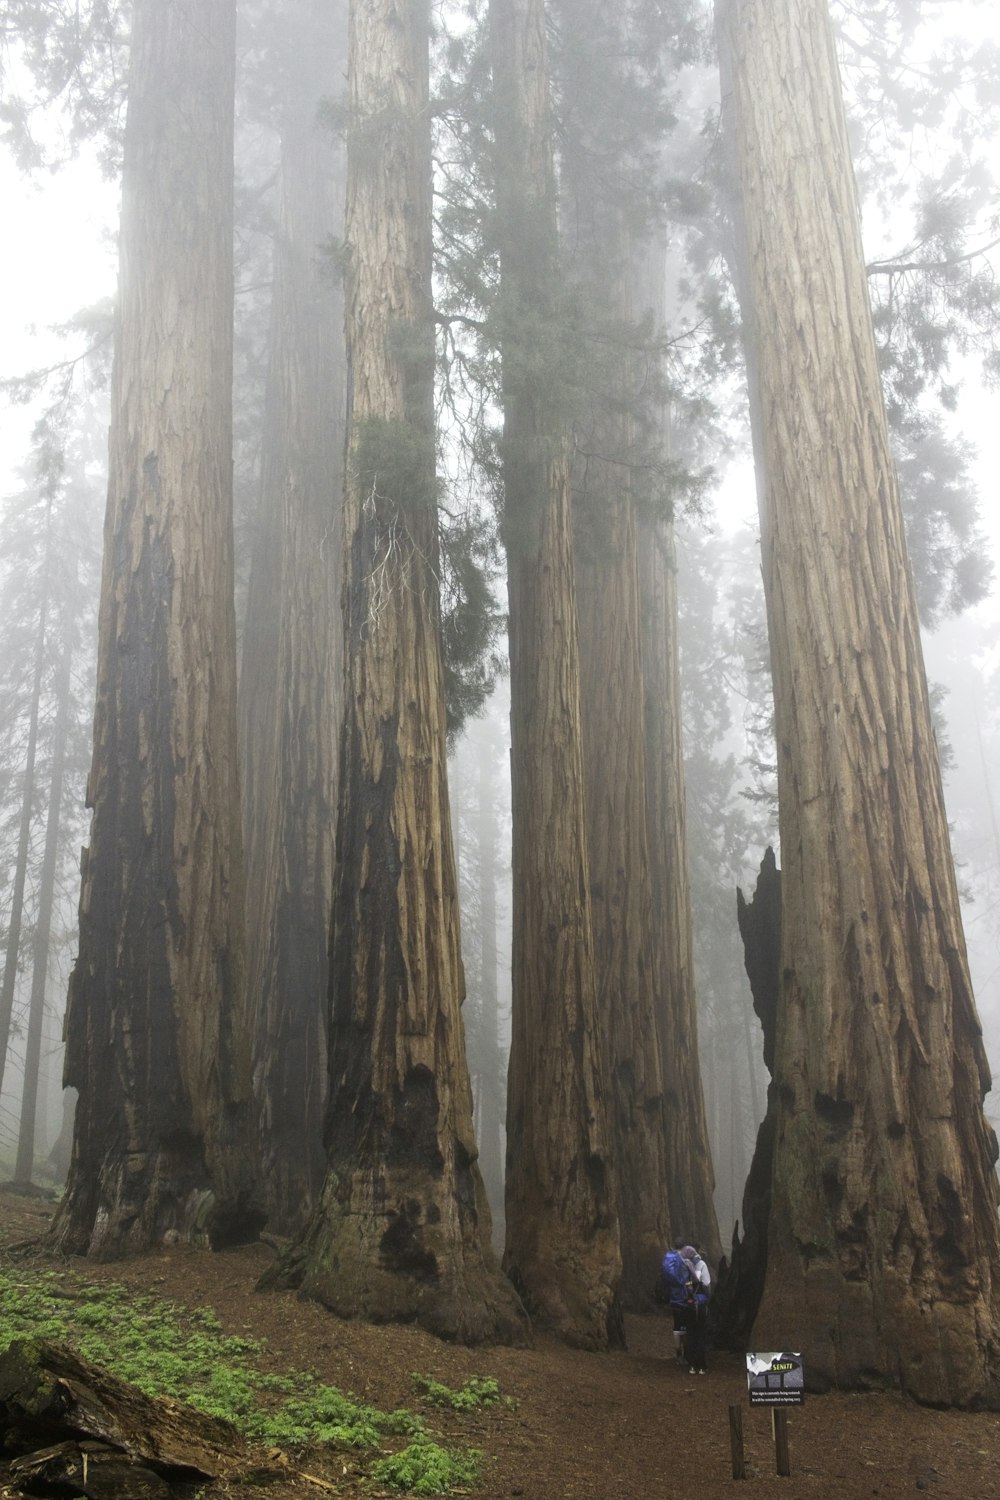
xmin=712 ymin=849 xmax=781 ymax=1347
xmin=717 ymin=0 xmax=1000 ymax=1405
xmin=491 ymin=0 xmax=623 ymax=1349
xmin=242 ymin=0 xmax=346 ymax=1236
xmin=735 ymin=845 xmax=780 ymax=1077
xmin=260 ymin=0 xmax=526 ymax=1345
xmin=53 ymin=0 xmax=262 ymax=1257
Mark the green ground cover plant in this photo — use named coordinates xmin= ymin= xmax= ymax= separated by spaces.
xmin=410 ymin=1374 xmax=508 ymax=1411
xmin=0 ymin=1265 xmax=490 ymax=1493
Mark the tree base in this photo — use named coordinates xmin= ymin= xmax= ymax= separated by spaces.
xmin=260 ymin=1169 xmax=530 ymax=1347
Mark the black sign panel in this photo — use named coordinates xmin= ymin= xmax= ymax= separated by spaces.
xmin=746 ymin=1352 xmax=805 ymax=1406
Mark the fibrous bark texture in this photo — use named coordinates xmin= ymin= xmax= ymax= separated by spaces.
xmin=263 ymin=0 xmax=526 ymax=1346
xmin=492 ymin=0 xmax=623 ymax=1349
xmin=54 ymin=0 xmax=262 ymax=1256
xmin=242 ymin=0 xmax=346 ymax=1235
xmin=717 ymin=0 xmax=1000 ymax=1405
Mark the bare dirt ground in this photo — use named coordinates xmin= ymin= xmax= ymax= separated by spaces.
xmin=2 ymin=1189 xmax=999 ymax=1499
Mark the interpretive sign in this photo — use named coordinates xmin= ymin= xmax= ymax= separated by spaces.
xmin=746 ymin=1352 xmax=805 ymax=1406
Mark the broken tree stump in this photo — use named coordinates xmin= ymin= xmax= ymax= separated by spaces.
xmin=0 ymin=1338 xmax=249 ymax=1492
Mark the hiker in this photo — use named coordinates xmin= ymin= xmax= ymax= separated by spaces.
xmin=681 ymin=1244 xmax=711 ymax=1374
xmin=658 ymin=1247 xmax=696 ymax=1365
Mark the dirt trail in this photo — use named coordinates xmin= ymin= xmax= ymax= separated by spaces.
xmin=2 ymin=1191 xmax=998 ymax=1498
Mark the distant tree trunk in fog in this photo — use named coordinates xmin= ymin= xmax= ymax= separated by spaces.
xmin=717 ymin=0 xmax=1000 ymax=1405
xmin=54 ymin=0 xmax=263 ymax=1255
xmin=473 ymin=740 xmax=506 ymax=1231
xmin=639 ymin=504 xmax=721 ymax=1266
xmin=491 ymin=0 xmax=622 ymax=1349
xmin=262 ymin=0 xmax=525 ymax=1344
xmin=632 ymin=234 xmax=719 ymax=1263
xmin=241 ymin=0 xmax=346 ymax=1236
xmin=0 ymin=564 xmax=48 ymax=1107
xmin=565 ymin=222 xmax=672 ymax=1303
xmin=13 ymin=632 xmax=73 ymax=1185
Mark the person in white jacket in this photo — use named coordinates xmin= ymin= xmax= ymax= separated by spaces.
xmin=681 ymin=1245 xmax=711 ymax=1374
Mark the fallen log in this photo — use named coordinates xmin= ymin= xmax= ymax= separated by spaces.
xmin=9 ymin=1439 xmax=173 ymax=1499
xmin=0 ymin=1338 xmax=249 ymax=1490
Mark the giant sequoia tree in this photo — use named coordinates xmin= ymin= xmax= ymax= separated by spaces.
xmin=491 ymin=0 xmax=623 ymax=1349
xmin=558 ymin=1 xmax=674 ymax=1306
xmin=263 ymin=0 xmax=525 ymax=1345
xmin=53 ymin=0 xmax=262 ymax=1255
xmin=716 ymin=0 xmax=1000 ymax=1405
xmin=240 ymin=0 xmax=346 ymax=1236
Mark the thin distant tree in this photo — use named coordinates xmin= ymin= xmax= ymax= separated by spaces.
xmin=470 ymin=726 xmax=507 ymax=1231
xmin=0 ymin=553 xmax=49 ymax=1108
xmin=262 ymin=0 xmax=525 ymax=1343
xmin=13 ymin=625 xmax=72 ymax=1185
xmin=452 ymin=712 xmax=510 ymax=1239
xmin=240 ymin=0 xmax=346 ymax=1235
xmin=716 ymin=0 xmax=1000 ymax=1405
xmin=53 ymin=0 xmax=263 ymax=1254
xmin=490 ymin=0 xmax=622 ymax=1348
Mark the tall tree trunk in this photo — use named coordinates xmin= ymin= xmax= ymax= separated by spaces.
xmin=263 ymin=0 xmax=525 ymax=1346
xmin=0 ymin=558 xmax=49 ymax=1105
xmin=573 ymin=406 xmax=673 ymax=1303
xmin=54 ymin=0 xmax=262 ymax=1256
xmin=716 ymin=0 xmax=1000 ymax=1405
xmin=242 ymin=0 xmax=346 ymax=1235
xmin=491 ymin=0 xmax=623 ymax=1349
xmin=566 ymin=222 xmax=673 ymax=1308
xmin=14 ymin=631 xmax=72 ymax=1185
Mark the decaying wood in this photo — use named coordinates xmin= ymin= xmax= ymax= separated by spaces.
xmin=9 ymin=1442 xmax=172 ymax=1500
xmin=0 ymin=1339 xmax=248 ymax=1490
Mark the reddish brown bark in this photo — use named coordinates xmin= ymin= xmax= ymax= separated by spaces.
xmin=54 ymin=0 xmax=261 ymax=1256
xmin=717 ymin=0 xmax=1000 ymax=1405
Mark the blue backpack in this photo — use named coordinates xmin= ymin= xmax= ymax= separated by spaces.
xmin=659 ymin=1250 xmax=695 ymax=1309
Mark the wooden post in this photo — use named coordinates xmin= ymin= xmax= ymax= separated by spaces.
xmin=729 ymin=1404 xmax=746 ymax=1480
xmin=772 ymin=1409 xmax=790 ymax=1476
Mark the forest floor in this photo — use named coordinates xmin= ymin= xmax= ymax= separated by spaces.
xmin=2 ymin=1190 xmax=999 ymax=1500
